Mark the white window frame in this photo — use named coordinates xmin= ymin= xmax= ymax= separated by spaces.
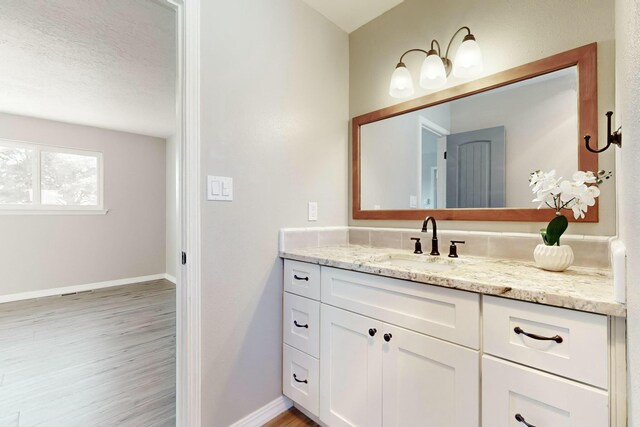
xmin=0 ymin=138 xmax=107 ymax=215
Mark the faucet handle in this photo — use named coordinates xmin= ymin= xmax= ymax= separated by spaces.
xmin=448 ymin=240 xmax=466 ymax=258
xmin=410 ymin=237 xmax=423 ymax=254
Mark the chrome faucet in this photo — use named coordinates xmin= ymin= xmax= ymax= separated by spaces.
xmin=421 ymin=216 xmax=440 ymax=256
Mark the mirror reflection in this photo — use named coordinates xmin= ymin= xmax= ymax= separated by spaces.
xmin=360 ymin=66 xmax=578 ymax=210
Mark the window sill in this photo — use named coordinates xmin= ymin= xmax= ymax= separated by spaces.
xmin=0 ymin=209 xmax=109 ymax=216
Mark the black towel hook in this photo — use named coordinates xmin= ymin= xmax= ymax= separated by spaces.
xmin=584 ymin=111 xmax=622 ymax=154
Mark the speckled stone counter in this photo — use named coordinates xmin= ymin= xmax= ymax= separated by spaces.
xmin=280 ymin=245 xmax=626 ymax=317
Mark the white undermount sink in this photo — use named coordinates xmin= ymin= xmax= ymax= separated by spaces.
xmin=371 ymin=254 xmax=471 ymax=272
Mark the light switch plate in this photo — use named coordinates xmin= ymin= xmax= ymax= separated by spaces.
xmin=308 ymin=202 xmax=318 ymax=221
xmin=207 ymin=176 xmax=233 ymax=201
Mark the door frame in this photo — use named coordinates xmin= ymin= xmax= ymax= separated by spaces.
xmin=160 ymin=1 xmax=202 ymax=426
xmin=417 ymin=116 xmax=449 ymax=209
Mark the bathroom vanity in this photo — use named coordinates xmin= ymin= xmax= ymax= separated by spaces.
xmin=280 ymin=246 xmax=626 ymax=427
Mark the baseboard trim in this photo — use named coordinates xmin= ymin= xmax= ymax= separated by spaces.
xmin=229 ymin=396 xmax=293 ymax=427
xmin=164 ymin=273 xmax=177 ymax=284
xmin=0 ymin=273 xmax=170 ymax=304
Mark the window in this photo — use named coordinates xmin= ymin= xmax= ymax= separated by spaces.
xmin=0 ymin=139 xmax=103 ymax=212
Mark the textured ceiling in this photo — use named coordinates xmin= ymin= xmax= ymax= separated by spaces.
xmin=300 ymin=0 xmax=405 ymax=33
xmin=0 ymin=0 xmax=176 ymax=138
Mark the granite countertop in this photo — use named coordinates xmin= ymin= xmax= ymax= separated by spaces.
xmin=280 ymin=245 xmax=626 ymax=317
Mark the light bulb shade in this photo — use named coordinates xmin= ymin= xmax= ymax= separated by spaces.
xmin=389 ymin=63 xmax=415 ymax=98
xmin=452 ymin=36 xmax=483 ymax=78
xmin=419 ymin=53 xmax=447 ymax=89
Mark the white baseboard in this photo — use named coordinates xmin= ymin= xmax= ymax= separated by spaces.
xmin=229 ymin=395 xmax=293 ymax=427
xmin=164 ymin=273 xmax=177 ymax=284
xmin=0 ymin=273 xmax=170 ymax=304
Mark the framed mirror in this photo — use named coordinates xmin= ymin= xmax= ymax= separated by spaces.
xmin=352 ymin=43 xmax=598 ymax=222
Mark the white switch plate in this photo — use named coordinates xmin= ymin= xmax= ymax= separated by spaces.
xmin=308 ymin=202 xmax=318 ymax=221
xmin=207 ymin=176 xmax=233 ymax=201
xmin=409 ymin=195 xmax=417 ymax=208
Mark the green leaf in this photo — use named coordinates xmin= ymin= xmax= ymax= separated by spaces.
xmin=540 ymin=228 xmax=549 ymax=245
xmin=544 ymin=215 xmax=568 ymax=246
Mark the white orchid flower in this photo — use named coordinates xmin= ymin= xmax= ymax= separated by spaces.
xmin=571 ymin=199 xmax=588 ymax=219
xmin=558 ymin=180 xmax=577 ymax=203
xmin=532 ymin=191 xmax=555 ymax=209
xmin=572 ymin=170 xmax=597 ymax=185
xmin=579 ymin=185 xmax=600 ymax=206
xmin=530 ymin=170 xmax=560 ymax=194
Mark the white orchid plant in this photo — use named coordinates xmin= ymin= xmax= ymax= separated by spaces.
xmin=529 ymin=169 xmax=611 ymax=246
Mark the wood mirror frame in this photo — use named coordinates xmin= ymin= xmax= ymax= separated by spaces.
xmin=352 ymin=43 xmax=598 ymax=222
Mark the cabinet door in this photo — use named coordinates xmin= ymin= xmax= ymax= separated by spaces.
xmin=482 ymin=356 xmax=608 ymax=427
xmin=320 ymin=304 xmax=383 ymax=427
xmin=382 ymin=324 xmax=479 ymax=427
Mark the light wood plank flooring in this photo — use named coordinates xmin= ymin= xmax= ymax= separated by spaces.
xmin=263 ymin=407 xmax=319 ymax=427
xmin=0 ymin=280 xmax=176 ymax=427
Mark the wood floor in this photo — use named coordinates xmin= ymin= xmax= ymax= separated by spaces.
xmin=0 ymin=279 xmax=176 ymax=427
xmin=263 ymin=407 xmax=319 ymax=427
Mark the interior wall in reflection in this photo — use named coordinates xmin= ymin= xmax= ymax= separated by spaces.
xmin=449 ymin=69 xmax=577 ymax=207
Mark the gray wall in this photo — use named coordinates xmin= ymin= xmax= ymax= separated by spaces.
xmin=349 ymin=0 xmax=616 ymax=235
xmin=0 ymin=113 xmax=167 ymax=296
xmin=361 ymin=111 xmax=420 ymax=210
xmin=615 ymin=0 xmax=639 ymax=422
xmin=199 ymin=0 xmax=349 ymax=425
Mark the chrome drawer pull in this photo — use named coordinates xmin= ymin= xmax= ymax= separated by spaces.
xmin=514 ymin=326 xmax=563 ymax=343
xmin=293 ymin=275 xmax=309 ymax=281
xmin=515 ymin=413 xmax=536 ymax=427
xmin=293 ymin=374 xmax=308 ymax=384
xmin=294 ymin=320 xmax=308 ymax=328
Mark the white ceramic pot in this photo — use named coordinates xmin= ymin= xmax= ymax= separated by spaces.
xmin=533 ymin=244 xmax=574 ymax=272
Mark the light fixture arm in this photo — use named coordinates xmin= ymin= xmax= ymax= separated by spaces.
xmin=443 ymin=26 xmax=472 ymax=62
xmin=430 ymin=39 xmax=442 ymax=56
xmin=397 ymin=48 xmax=429 ymax=64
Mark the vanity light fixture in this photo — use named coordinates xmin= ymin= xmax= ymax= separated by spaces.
xmin=389 ymin=26 xmax=483 ymax=98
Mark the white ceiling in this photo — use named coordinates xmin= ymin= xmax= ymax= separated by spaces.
xmin=0 ymin=0 xmax=176 ymax=138
xmin=300 ymin=0 xmax=405 ymax=33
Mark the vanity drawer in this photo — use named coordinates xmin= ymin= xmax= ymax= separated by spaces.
xmin=283 ymin=344 xmax=319 ymax=417
xmin=482 ymin=356 xmax=608 ymax=427
xmin=483 ymin=296 xmax=608 ymax=389
xmin=284 ymin=260 xmax=321 ymax=300
xmin=283 ymin=292 xmax=320 ymax=358
xmin=321 ymin=266 xmax=480 ymax=349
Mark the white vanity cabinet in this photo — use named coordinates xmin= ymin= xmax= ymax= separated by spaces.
xmin=482 ymin=356 xmax=609 ymax=427
xmin=381 ymin=323 xmax=479 ymax=427
xmin=284 ymin=260 xmax=481 ymax=426
xmin=482 ymin=296 xmax=613 ymax=427
xmin=319 ymin=305 xmax=383 ymax=427
xmin=282 ymin=259 xmax=624 ymax=427
xmin=282 ymin=260 xmax=322 ymax=417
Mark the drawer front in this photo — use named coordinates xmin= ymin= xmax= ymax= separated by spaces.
xmin=483 ymin=296 xmax=608 ymax=389
xmin=283 ymin=292 xmax=320 ymax=358
xmin=482 ymin=356 xmax=608 ymax=427
xmin=321 ymin=266 xmax=480 ymax=349
xmin=284 ymin=260 xmax=321 ymax=300
xmin=283 ymin=344 xmax=319 ymax=417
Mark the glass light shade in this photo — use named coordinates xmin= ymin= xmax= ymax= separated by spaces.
xmin=452 ymin=38 xmax=483 ymax=78
xmin=419 ymin=54 xmax=447 ymax=89
xmin=389 ymin=64 xmax=415 ymax=98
